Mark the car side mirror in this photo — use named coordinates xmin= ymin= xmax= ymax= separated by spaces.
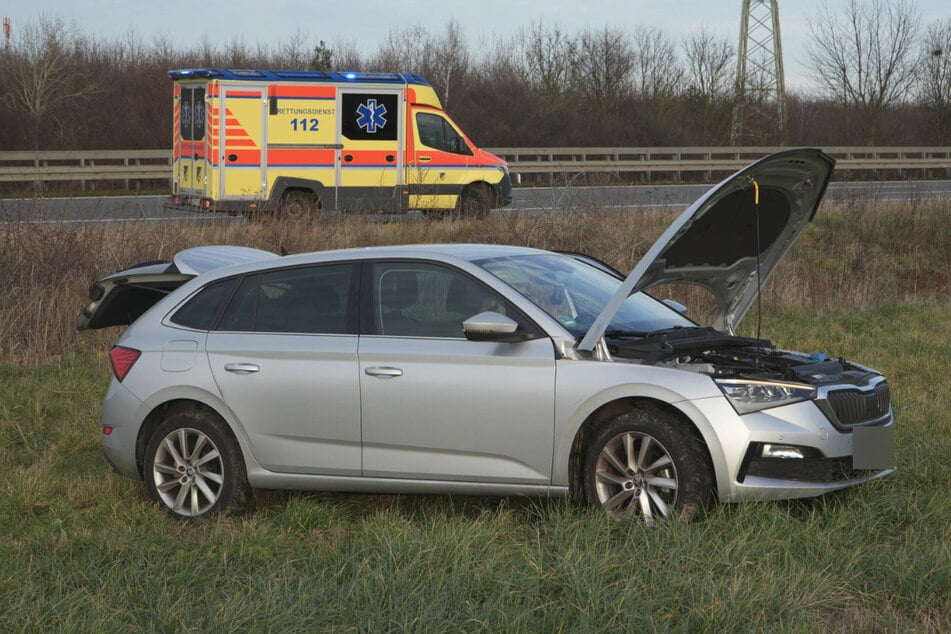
xmin=462 ymin=311 xmax=531 ymax=343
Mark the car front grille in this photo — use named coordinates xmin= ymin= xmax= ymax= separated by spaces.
xmin=825 ymin=381 xmax=890 ymax=427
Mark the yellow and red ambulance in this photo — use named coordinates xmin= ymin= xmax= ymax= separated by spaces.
xmin=170 ymin=68 xmax=512 ymax=217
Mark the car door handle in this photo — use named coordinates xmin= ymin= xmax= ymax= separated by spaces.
xmin=224 ymin=363 xmax=260 ymax=374
xmin=417 ymin=156 xmax=432 ymax=162
xmin=364 ymin=366 xmax=403 ymax=379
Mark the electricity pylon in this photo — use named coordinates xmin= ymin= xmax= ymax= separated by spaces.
xmin=730 ymin=0 xmax=788 ymax=145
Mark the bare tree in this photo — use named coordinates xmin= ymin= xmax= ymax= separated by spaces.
xmin=426 ymin=20 xmax=470 ymax=108
xmin=631 ymin=26 xmax=682 ymax=101
xmin=467 ymin=35 xmax=531 ymax=144
xmin=806 ymin=0 xmax=921 ymax=144
xmin=370 ymin=24 xmax=431 ymax=73
xmin=366 ymin=22 xmax=470 ymax=107
xmin=0 ymin=16 xmax=102 ymax=150
xmin=332 ymin=39 xmax=365 ymax=72
xmin=522 ymin=21 xmax=576 ymax=99
xmin=273 ymin=31 xmax=317 ymax=69
xmin=573 ymin=26 xmax=635 ymax=111
xmin=684 ymin=27 xmax=734 ymax=100
xmin=920 ymin=19 xmax=951 ymax=144
xmin=683 ymin=27 xmax=735 ymax=143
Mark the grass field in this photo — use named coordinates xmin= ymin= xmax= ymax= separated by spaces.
xmin=1 ymin=203 xmax=949 ymax=630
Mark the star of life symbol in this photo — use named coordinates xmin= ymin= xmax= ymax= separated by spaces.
xmin=356 ymin=99 xmax=387 ymax=133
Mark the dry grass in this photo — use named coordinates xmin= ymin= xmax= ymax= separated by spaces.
xmin=1 ymin=198 xmax=948 ymax=364
xmin=1 ymin=200 xmax=949 ymax=631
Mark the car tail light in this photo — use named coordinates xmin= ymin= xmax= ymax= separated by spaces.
xmin=88 ymin=282 xmax=104 ymax=301
xmin=109 ymin=346 xmax=141 ymax=382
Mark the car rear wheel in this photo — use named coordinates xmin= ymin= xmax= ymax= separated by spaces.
xmin=583 ymin=408 xmax=713 ymax=523
xmin=144 ymin=412 xmax=250 ymax=520
xmin=277 ymin=191 xmax=319 ymax=218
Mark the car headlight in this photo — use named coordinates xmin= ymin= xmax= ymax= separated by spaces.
xmin=715 ymin=379 xmax=817 ymax=414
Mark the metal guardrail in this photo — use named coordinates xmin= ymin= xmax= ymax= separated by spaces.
xmin=0 ymin=150 xmax=172 ymax=190
xmin=1 ymin=147 xmax=949 ymax=190
xmin=489 ymin=146 xmax=951 ymax=182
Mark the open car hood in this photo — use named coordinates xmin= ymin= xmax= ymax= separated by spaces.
xmin=578 ymin=148 xmax=835 ymax=351
xmin=77 ymin=246 xmax=276 ymax=330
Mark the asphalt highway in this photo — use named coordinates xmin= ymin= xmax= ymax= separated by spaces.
xmin=2 ymin=180 xmax=949 ymax=224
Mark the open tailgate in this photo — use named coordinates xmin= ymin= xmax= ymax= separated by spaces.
xmin=77 ymin=246 xmax=277 ymax=330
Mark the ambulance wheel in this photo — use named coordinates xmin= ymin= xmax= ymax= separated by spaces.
xmin=457 ymin=187 xmax=491 ymax=219
xmin=277 ymin=191 xmax=319 ymax=219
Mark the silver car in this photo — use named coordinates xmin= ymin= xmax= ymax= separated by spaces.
xmin=78 ymin=149 xmax=895 ymax=521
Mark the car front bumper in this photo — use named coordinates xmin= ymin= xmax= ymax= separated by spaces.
xmin=691 ymin=395 xmax=896 ymax=503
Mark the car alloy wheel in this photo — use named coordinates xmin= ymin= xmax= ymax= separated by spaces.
xmin=594 ymin=430 xmax=678 ymax=522
xmin=584 ymin=409 xmax=713 ymax=523
xmin=144 ymin=412 xmax=250 ymax=519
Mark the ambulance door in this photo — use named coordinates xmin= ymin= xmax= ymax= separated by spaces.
xmin=336 ymin=90 xmax=403 ymax=212
xmin=175 ymin=83 xmax=207 ymax=194
xmin=264 ymin=83 xmax=338 ymax=205
xmin=218 ymin=85 xmax=266 ymax=202
xmin=406 ymin=107 xmax=473 ymax=211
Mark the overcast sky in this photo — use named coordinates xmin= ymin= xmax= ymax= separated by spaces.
xmin=4 ymin=1 xmax=949 ymax=91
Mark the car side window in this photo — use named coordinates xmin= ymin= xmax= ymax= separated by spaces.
xmin=169 ymin=278 xmax=238 ymax=330
xmin=416 ymin=112 xmax=472 ymax=156
xmin=371 ymin=262 xmax=512 ymax=338
xmin=216 ymin=264 xmax=353 ymax=334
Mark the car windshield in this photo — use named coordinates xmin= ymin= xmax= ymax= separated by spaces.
xmin=476 ymin=253 xmax=694 ymax=338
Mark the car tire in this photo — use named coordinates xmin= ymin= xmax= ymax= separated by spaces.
xmin=277 ymin=191 xmax=319 ymax=219
xmin=144 ymin=412 xmax=251 ymax=520
xmin=583 ymin=408 xmax=713 ymax=523
xmin=457 ymin=186 xmax=491 ymax=219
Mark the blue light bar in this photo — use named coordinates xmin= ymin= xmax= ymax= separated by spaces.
xmin=167 ymin=68 xmax=431 ymax=86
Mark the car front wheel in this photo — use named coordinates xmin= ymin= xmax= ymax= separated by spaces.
xmin=583 ymin=408 xmax=713 ymax=523
xmin=457 ymin=186 xmax=491 ymax=219
xmin=144 ymin=412 xmax=250 ymax=520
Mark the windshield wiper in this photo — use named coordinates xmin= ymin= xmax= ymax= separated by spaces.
xmin=604 ymin=328 xmax=653 ymax=339
xmin=604 ymin=325 xmax=711 ymax=339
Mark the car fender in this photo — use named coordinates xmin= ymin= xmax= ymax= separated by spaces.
xmin=552 ymin=361 xmax=732 ymax=492
xmin=135 ymin=384 xmax=268 ymax=475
